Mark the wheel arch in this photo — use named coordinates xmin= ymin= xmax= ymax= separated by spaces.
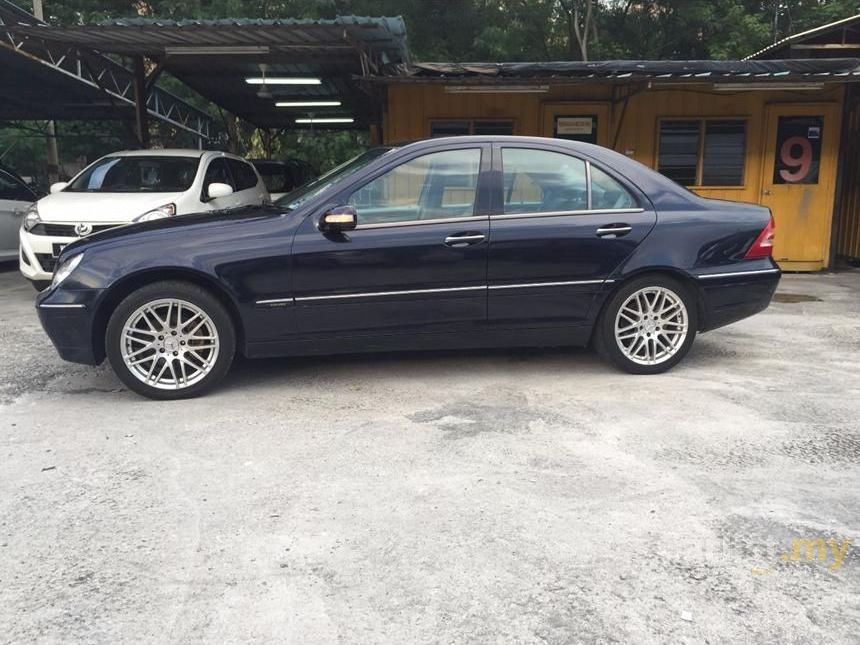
xmin=91 ymin=267 xmax=246 ymax=364
xmin=589 ymin=267 xmax=705 ymax=346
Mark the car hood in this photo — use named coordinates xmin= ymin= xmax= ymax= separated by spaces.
xmin=61 ymin=204 xmax=286 ymax=255
xmin=36 ymin=191 xmax=186 ymax=223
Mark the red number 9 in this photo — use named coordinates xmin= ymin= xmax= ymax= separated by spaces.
xmin=779 ymin=136 xmax=812 ymax=182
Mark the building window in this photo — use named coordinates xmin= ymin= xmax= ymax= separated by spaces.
xmin=658 ymin=119 xmax=747 ymax=186
xmin=430 ymin=120 xmax=514 ymax=137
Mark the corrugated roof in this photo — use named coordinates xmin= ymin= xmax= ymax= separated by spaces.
xmin=375 ymin=59 xmax=860 ymax=84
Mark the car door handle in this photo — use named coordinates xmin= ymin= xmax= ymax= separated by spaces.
xmin=596 ymin=224 xmax=632 ymax=238
xmin=444 ymin=233 xmax=486 ymax=247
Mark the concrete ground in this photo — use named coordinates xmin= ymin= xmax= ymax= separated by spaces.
xmin=0 ymin=264 xmax=858 ymax=645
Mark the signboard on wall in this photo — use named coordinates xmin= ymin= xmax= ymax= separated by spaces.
xmin=554 ymin=115 xmax=597 ymax=144
xmin=773 ymin=115 xmax=823 ymax=184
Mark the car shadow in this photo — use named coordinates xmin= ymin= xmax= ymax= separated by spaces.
xmin=222 ymin=345 xmax=605 ymax=392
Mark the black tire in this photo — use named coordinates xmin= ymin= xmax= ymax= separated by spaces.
xmin=594 ymin=274 xmax=698 ymax=375
xmin=105 ymin=280 xmax=236 ymax=400
xmin=30 ymin=279 xmax=52 ymax=291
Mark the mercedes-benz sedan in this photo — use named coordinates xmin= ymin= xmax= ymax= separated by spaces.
xmin=36 ymin=137 xmax=780 ymax=400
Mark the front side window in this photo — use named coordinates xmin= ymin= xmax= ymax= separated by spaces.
xmin=658 ymin=119 xmax=747 ymax=187
xmin=66 ymin=156 xmax=200 ymax=193
xmin=348 ymin=148 xmax=481 ymax=225
xmin=502 ymin=148 xmax=588 ymax=213
xmin=203 ymin=159 xmax=233 ymax=190
xmin=227 ymin=159 xmax=259 ymax=191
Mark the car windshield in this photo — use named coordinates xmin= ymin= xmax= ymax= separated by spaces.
xmin=275 ymin=148 xmax=392 ymax=211
xmin=65 ymin=156 xmax=201 ymax=193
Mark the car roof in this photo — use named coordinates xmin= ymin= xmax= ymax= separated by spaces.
xmin=105 ymin=148 xmax=205 ymax=158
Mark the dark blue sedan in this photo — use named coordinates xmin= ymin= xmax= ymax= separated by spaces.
xmin=37 ymin=137 xmax=780 ymax=399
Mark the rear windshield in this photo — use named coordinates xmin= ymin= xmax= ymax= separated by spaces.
xmin=66 ymin=156 xmax=201 ymax=193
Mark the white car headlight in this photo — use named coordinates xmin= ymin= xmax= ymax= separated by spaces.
xmin=133 ymin=203 xmax=176 ymax=223
xmin=52 ymin=253 xmax=84 ymax=288
xmin=22 ymin=203 xmax=41 ymax=232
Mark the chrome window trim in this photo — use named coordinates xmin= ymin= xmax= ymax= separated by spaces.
xmin=585 ymin=161 xmax=593 ymax=211
xmin=697 ymin=268 xmax=780 ymax=279
xmin=492 ymin=208 xmax=645 ymax=221
xmin=38 ymin=303 xmax=86 ymax=309
xmin=354 ymin=215 xmax=487 ymax=231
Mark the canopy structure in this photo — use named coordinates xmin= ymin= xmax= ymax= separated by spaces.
xmin=0 ymin=0 xmax=212 ymax=139
xmin=746 ymin=13 xmax=860 ymax=60
xmin=4 ymin=13 xmax=409 ymax=133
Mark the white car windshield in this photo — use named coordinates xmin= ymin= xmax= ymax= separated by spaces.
xmin=65 ymin=156 xmax=201 ymax=193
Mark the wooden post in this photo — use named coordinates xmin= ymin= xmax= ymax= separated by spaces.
xmin=132 ymin=56 xmax=150 ymax=148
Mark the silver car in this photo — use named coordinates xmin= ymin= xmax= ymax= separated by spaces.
xmin=0 ymin=166 xmax=37 ymax=262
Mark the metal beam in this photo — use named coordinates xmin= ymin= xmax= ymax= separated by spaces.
xmin=0 ymin=8 xmax=212 ymax=139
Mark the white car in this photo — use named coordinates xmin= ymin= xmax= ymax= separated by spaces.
xmin=19 ymin=149 xmax=269 ymax=288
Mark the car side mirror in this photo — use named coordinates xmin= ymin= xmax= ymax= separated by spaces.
xmin=319 ymin=205 xmax=358 ymax=233
xmin=206 ymin=182 xmax=234 ymax=200
xmin=49 ymin=182 xmax=68 ymax=194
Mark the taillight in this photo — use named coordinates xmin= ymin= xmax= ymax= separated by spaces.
xmin=745 ymin=214 xmax=775 ymax=259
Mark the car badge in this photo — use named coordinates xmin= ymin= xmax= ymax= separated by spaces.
xmin=75 ymin=222 xmax=93 ymax=236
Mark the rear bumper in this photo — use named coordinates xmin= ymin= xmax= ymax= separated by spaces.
xmin=694 ymin=265 xmax=781 ymax=332
xmin=36 ymin=287 xmax=104 ymax=366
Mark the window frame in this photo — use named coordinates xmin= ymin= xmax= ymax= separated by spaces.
xmin=428 ymin=118 xmax=516 ymax=138
xmin=655 ymin=117 xmax=749 ymax=189
xmin=342 ymin=144 xmax=492 ymax=230
xmin=492 ymin=144 xmax=643 ymax=219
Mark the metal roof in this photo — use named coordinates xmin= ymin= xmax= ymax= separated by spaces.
xmin=4 ymin=15 xmax=409 ymax=130
xmin=374 ymin=59 xmax=860 ymax=85
xmin=745 ymin=13 xmax=860 ymax=60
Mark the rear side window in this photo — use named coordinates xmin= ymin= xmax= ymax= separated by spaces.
xmin=0 ymin=170 xmax=35 ymax=201
xmin=590 ymin=166 xmax=637 ymax=210
xmin=228 ymin=159 xmax=259 ymax=191
xmin=502 ymin=148 xmax=587 ymax=213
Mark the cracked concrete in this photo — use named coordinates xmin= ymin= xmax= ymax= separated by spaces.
xmin=0 ymin=265 xmax=858 ymax=644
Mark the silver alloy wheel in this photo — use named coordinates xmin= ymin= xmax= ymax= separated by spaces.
xmin=120 ymin=298 xmax=220 ymax=390
xmin=614 ymin=286 xmax=688 ymax=366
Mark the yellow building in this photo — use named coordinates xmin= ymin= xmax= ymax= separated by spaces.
xmin=376 ymin=57 xmax=860 ymax=272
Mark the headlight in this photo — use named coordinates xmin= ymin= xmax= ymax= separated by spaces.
xmin=51 ymin=253 xmax=84 ymax=288
xmin=23 ymin=203 xmax=41 ymax=231
xmin=133 ymin=203 xmax=176 ymax=223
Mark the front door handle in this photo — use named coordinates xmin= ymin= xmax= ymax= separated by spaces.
xmin=444 ymin=232 xmax=486 ymax=247
xmin=596 ymin=224 xmax=632 ymax=238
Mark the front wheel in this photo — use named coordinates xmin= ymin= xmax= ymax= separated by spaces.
xmin=105 ymin=281 xmax=236 ymax=400
xmin=594 ymin=275 xmax=697 ymax=375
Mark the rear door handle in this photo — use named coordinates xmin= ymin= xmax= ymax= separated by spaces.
xmin=596 ymin=223 xmax=632 ymax=238
xmin=444 ymin=232 xmax=486 ymax=247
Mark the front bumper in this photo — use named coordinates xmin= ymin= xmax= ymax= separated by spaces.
xmin=20 ymin=224 xmax=123 ymax=281
xmin=36 ymin=287 xmax=105 ymax=365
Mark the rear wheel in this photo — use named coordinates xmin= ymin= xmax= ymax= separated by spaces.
xmin=594 ymin=275 xmax=697 ymax=374
xmin=106 ymin=281 xmax=235 ymax=399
